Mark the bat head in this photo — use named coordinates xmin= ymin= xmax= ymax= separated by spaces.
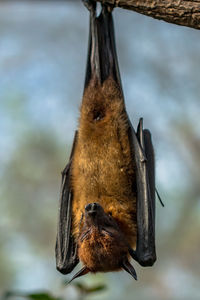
xmin=68 ymin=202 xmax=137 ymax=283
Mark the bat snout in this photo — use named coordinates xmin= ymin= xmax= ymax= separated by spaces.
xmin=85 ymin=202 xmax=100 ymax=212
xmin=85 ymin=202 xmax=104 ymax=218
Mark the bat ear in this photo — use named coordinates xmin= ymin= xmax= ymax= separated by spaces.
xmin=122 ymin=259 xmax=137 ymax=281
xmin=67 ymin=266 xmax=89 ymax=284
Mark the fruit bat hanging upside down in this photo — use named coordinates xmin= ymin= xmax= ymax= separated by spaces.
xmin=56 ymin=0 xmax=163 ymax=283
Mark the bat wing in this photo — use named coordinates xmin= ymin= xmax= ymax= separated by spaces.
xmin=128 ymin=118 xmax=156 ymax=267
xmin=55 ymin=131 xmax=79 ymax=274
xmin=56 ymin=2 xmax=121 ymax=275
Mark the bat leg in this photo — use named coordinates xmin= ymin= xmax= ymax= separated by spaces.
xmin=83 ymin=0 xmax=123 ymax=89
xmin=97 ymin=4 xmax=122 ymax=87
xmin=129 ymin=119 xmax=156 ymax=267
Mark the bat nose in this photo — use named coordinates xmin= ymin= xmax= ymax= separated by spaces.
xmin=85 ymin=202 xmax=100 ymax=214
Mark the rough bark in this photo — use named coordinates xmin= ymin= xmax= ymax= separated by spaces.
xmin=96 ymin=0 xmax=200 ymax=30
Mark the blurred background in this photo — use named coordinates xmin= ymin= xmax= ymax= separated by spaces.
xmin=0 ymin=0 xmax=200 ymax=299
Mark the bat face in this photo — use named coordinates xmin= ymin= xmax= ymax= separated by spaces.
xmin=56 ymin=1 xmax=157 ymax=283
xmin=78 ymin=202 xmax=130 ymax=272
xmin=66 ymin=201 xmax=137 ymax=282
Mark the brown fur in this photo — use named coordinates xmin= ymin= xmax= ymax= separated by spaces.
xmin=78 ymin=226 xmax=128 ymax=272
xmin=71 ymin=77 xmax=137 ymax=270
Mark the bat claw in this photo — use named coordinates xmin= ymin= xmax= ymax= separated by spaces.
xmin=101 ymin=2 xmax=114 ymax=13
xmin=156 ymin=189 xmax=165 ymax=207
xmin=82 ymin=0 xmax=96 ymax=12
xmin=67 ymin=266 xmax=89 ymax=284
xmin=122 ymin=259 xmax=137 ymax=281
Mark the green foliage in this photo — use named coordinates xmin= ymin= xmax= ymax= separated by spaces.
xmin=72 ymin=282 xmax=107 ymax=294
xmin=26 ymin=293 xmax=61 ymax=300
xmin=3 ymin=291 xmax=62 ymax=300
xmin=2 ymin=283 xmax=107 ymax=300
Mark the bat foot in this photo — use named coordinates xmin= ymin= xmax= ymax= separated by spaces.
xmin=101 ymin=2 xmax=114 ymax=13
xmin=82 ymin=0 xmax=96 ymax=12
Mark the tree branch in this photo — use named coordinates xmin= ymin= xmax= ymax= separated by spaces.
xmin=96 ymin=0 xmax=200 ymax=30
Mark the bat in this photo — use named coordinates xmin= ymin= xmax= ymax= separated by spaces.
xmin=56 ymin=0 xmax=161 ymax=283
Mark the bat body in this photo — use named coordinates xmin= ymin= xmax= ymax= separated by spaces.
xmin=73 ymin=77 xmax=137 ymax=276
xmin=72 ymin=76 xmax=137 ymax=248
xmin=56 ymin=0 xmax=157 ymax=282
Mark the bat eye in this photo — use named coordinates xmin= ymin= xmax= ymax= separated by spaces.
xmin=108 ymin=212 xmax=113 ymax=220
xmin=105 ymin=213 xmax=115 ymax=225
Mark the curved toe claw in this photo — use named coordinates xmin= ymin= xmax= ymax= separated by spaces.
xmin=82 ymin=0 xmax=96 ymax=12
xmin=101 ymin=3 xmax=114 ymax=14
